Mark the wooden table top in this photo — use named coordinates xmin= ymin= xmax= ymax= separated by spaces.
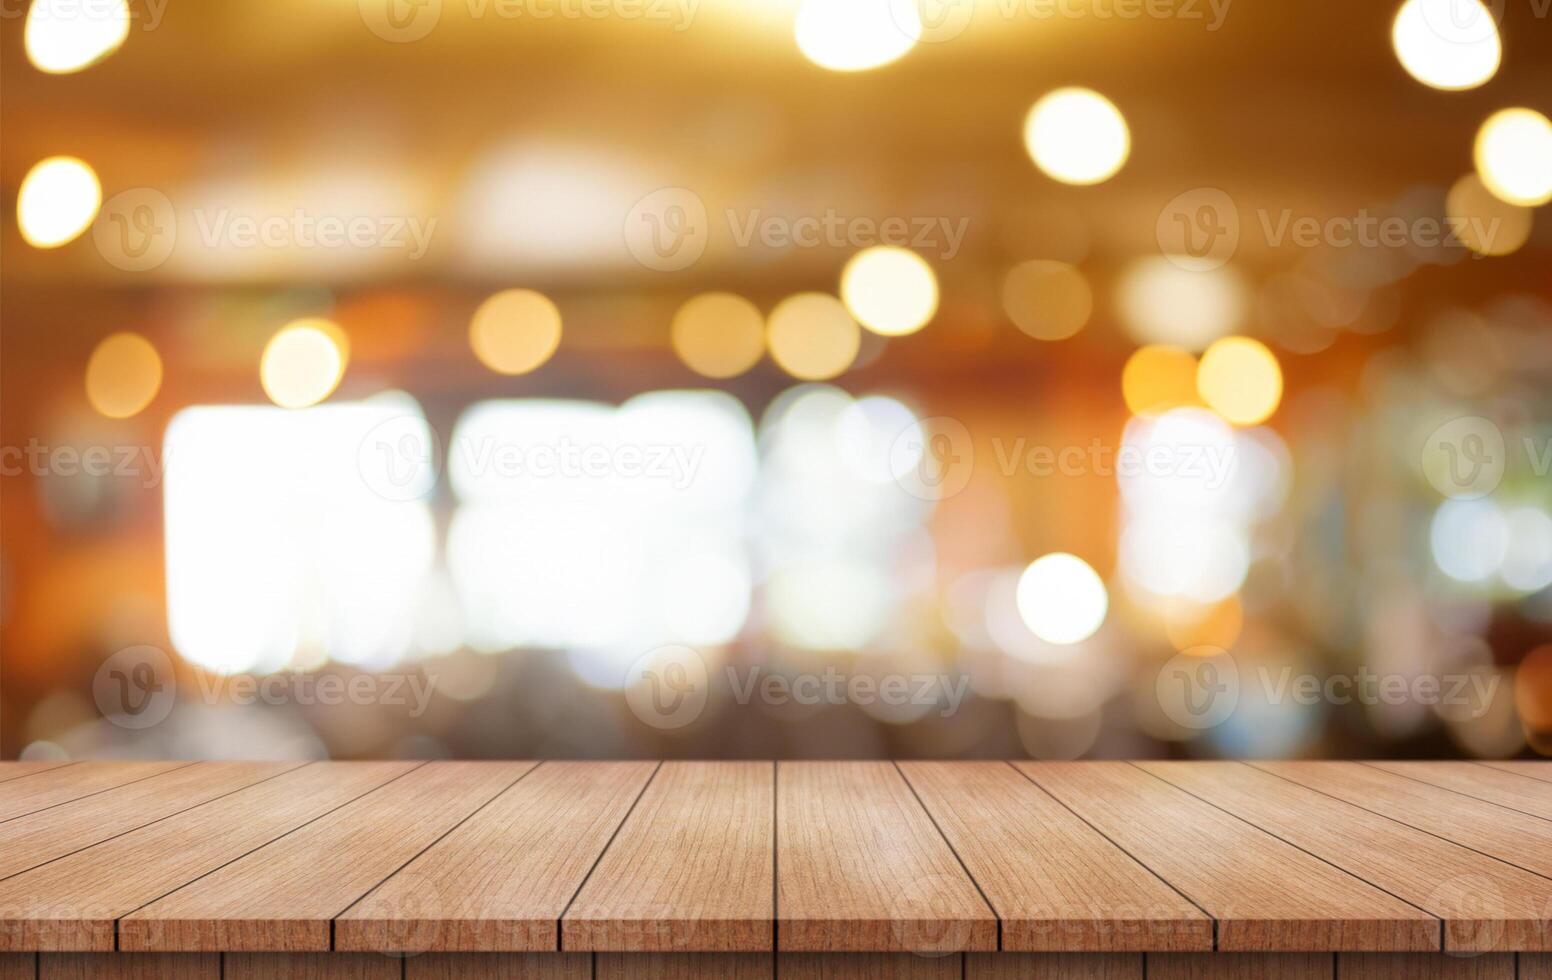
xmin=0 ymin=760 xmax=1549 ymax=956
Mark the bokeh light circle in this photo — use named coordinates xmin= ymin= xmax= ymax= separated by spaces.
xmin=767 ymin=293 xmax=862 ymax=381
xmin=794 ymin=0 xmax=919 ymax=72
xmin=24 ymin=0 xmax=130 ymax=74
xmin=1015 ymin=553 xmax=1109 ymax=645
xmin=469 ymin=289 xmax=563 ymax=375
xmin=1023 ymin=88 xmax=1130 ymax=186
xmin=671 ymin=292 xmax=765 ymax=378
xmin=1391 ymin=0 xmax=1501 ymax=91
xmin=841 ymin=247 xmax=939 ymax=337
xmin=260 ymin=319 xmax=348 ymax=409
xmin=1474 ymin=108 xmax=1552 ymax=207
xmin=17 ymin=156 xmax=101 ymax=248
xmin=85 ymin=332 xmax=163 ymax=419
xmin=1002 ymin=260 xmax=1092 ymax=341
xmin=1123 ymin=345 xmax=1199 ymax=415
xmin=1196 ymin=336 xmax=1283 ymax=426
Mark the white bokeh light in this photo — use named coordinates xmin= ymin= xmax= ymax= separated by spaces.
xmin=1015 ymin=553 xmax=1109 ymax=645
xmin=1430 ymin=498 xmax=1509 ymax=584
xmin=164 ymin=395 xmax=437 ymax=674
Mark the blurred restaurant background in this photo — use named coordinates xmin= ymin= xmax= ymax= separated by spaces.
xmin=2 ymin=0 xmax=1551 ymax=762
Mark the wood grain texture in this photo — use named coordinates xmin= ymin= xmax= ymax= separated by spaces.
xmin=38 ymin=953 xmax=217 ymax=979
xmin=966 ymin=952 xmax=1142 ymax=978
xmin=223 ymin=953 xmax=399 ymax=979
xmin=780 ymin=953 xmax=960 ymax=978
xmin=1146 ymin=954 xmax=1333 ymax=979
xmin=776 ymin=762 xmax=996 ymax=953
xmin=335 ymin=761 xmax=657 ymax=953
xmin=406 ymin=954 xmax=591 ymax=979
xmin=899 ymin=762 xmax=1210 ymax=952
xmin=1480 ymin=762 xmax=1552 ymax=785
xmin=1335 ymin=953 xmax=1514 ymax=979
xmin=1250 ymin=762 xmax=1552 ymax=879
xmin=1016 ymin=763 xmax=1438 ymax=951
xmin=0 ymin=764 xmax=70 ymax=786
xmin=596 ymin=953 xmax=771 ymax=978
xmin=1523 ymin=953 xmax=1552 ymax=979
xmin=563 ymin=762 xmax=772 ymax=952
xmin=120 ymin=762 xmax=534 ymax=952
xmin=1364 ymin=762 xmax=1552 ymax=818
xmin=0 ymin=953 xmax=31 ymax=980
xmin=0 ymin=762 xmax=189 ymax=823
xmin=0 ymin=762 xmax=299 ymax=880
xmin=1137 ymin=761 xmax=1552 ymax=951
xmin=0 ymin=762 xmax=415 ymax=952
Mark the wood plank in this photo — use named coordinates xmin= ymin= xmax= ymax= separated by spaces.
xmin=1335 ymin=953 xmax=1514 ymax=979
xmin=899 ymin=762 xmax=1210 ymax=951
xmin=1480 ymin=762 xmax=1552 ymax=785
xmin=121 ymin=762 xmax=535 ymax=951
xmin=563 ymin=762 xmax=772 ymax=952
xmin=1524 ymin=953 xmax=1552 ymax=979
xmin=0 ymin=762 xmax=301 ymax=881
xmin=596 ymin=953 xmax=770 ymax=978
xmin=223 ymin=953 xmax=399 ymax=979
xmin=0 ymin=762 xmax=190 ymax=823
xmin=1365 ymin=762 xmax=1552 ymax=818
xmin=37 ymin=953 xmax=217 ymax=979
xmin=1250 ymin=762 xmax=1552 ymax=879
xmin=406 ymin=953 xmax=591 ymax=979
xmin=0 ymin=764 xmax=71 ymax=786
xmin=966 ymin=952 xmax=1142 ymax=978
xmin=0 ymin=953 xmax=31 ymax=980
xmin=1137 ymin=761 xmax=1552 ymax=952
xmin=335 ymin=761 xmax=657 ymax=953
xmin=0 ymin=762 xmax=416 ymax=952
xmin=780 ymin=953 xmax=960 ymax=978
xmin=776 ymin=761 xmax=996 ymax=953
xmin=1146 ymin=954 xmax=1333 ymax=979
xmin=1016 ymin=763 xmax=1437 ymax=951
